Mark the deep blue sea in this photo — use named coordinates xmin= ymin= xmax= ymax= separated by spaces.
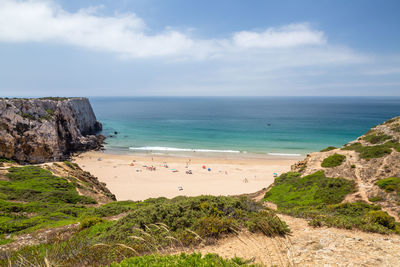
xmin=89 ymin=97 xmax=400 ymax=157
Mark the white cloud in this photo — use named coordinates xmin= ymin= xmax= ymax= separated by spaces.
xmin=0 ymin=0 xmax=193 ymax=58
xmin=0 ymin=0 xmax=358 ymax=63
xmin=233 ymin=23 xmax=325 ymax=48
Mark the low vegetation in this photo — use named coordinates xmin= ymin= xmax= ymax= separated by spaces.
xmin=0 ymin=158 xmax=16 ymax=163
xmin=264 ymin=171 xmax=400 ymax=234
xmin=108 ymin=253 xmax=258 ymax=267
xmin=391 ymin=124 xmax=400 ymax=133
xmin=320 ymin=146 xmax=337 ymax=152
xmin=0 ymin=165 xmax=288 ymax=266
xmin=101 ymin=195 xmax=289 ymax=249
xmin=0 ymin=166 xmax=97 ymax=241
xmin=342 ymin=140 xmax=400 ymax=160
xmin=377 ymin=177 xmax=400 ymax=195
xmin=38 ymin=97 xmax=70 ymax=101
xmin=321 ymin=153 xmax=346 ymax=167
xmin=363 ymin=133 xmax=393 ymax=144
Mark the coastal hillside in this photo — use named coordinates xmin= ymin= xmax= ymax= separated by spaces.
xmin=0 ymin=161 xmax=115 ymax=249
xmin=289 ymin=116 xmax=400 ymax=220
xmin=0 ymin=162 xmax=287 ymax=266
xmin=1 ymin=115 xmax=400 ymax=266
xmin=0 ymin=97 xmax=103 ymax=163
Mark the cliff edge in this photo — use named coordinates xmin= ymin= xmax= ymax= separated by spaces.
xmin=0 ymin=97 xmax=103 ymax=163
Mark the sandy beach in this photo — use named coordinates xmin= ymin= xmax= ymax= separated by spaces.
xmin=73 ymin=151 xmax=301 ymax=201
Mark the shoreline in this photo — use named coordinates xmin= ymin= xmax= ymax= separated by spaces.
xmin=101 ymin=145 xmax=306 ymax=160
xmin=73 ymin=150 xmax=302 ymax=201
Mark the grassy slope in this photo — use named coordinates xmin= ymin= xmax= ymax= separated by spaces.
xmin=108 ymin=253 xmax=259 ymax=267
xmin=0 ymin=166 xmax=99 ymax=240
xmin=264 ymin=171 xmax=400 ymax=234
xmin=321 ymin=153 xmax=346 ymax=167
xmin=0 ymin=166 xmax=288 ymax=266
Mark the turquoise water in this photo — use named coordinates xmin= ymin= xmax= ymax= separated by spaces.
xmin=90 ymin=97 xmax=400 ymax=157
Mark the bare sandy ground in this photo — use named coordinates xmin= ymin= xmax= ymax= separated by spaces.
xmin=195 ymin=214 xmax=400 ymax=266
xmin=73 ymin=151 xmax=300 ymax=201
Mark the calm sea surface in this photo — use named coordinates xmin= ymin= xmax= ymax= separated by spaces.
xmin=89 ymin=97 xmax=400 ymax=157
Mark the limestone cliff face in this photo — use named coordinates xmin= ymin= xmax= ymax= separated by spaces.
xmin=0 ymin=97 xmax=103 ymax=163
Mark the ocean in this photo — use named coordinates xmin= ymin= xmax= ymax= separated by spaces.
xmin=89 ymin=97 xmax=400 ymax=157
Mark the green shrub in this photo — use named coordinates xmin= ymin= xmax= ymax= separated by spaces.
xmin=264 ymin=171 xmax=355 ymax=208
xmin=108 ymin=253 xmax=258 ymax=267
xmin=384 ymin=118 xmax=398 ymax=124
xmin=363 ymin=133 xmax=392 ymax=144
xmin=369 ymin=196 xmax=383 ymax=202
xmin=38 ymin=97 xmax=70 ymax=101
xmin=321 ymin=153 xmax=346 ymax=167
xmin=320 ymin=146 xmax=337 ymax=152
xmin=91 ymin=201 xmax=139 ymax=217
xmin=3 ymin=166 xmax=96 ymax=204
xmin=1 ymin=196 xmax=286 ymax=267
xmin=365 ymin=210 xmax=396 ymax=230
xmin=63 ymin=161 xmax=76 ymax=169
xmin=377 ymin=177 xmax=400 ymax=194
xmin=342 ymin=141 xmax=398 ymax=160
xmin=0 ymin=166 xmax=98 ymax=235
xmin=264 ymin=171 xmax=399 ymax=234
xmin=245 ymin=210 xmax=289 ymax=236
xmin=100 ymin=196 xmax=288 ymax=251
xmin=80 ymin=217 xmax=105 ymax=230
xmin=195 ymin=216 xmax=235 ymax=238
xmin=46 ymin=108 xmax=54 ymax=116
xmin=0 ymin=158 xmax=16 ymax=163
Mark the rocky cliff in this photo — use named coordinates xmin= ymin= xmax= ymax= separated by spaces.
xmin=0 ymin=97 xmax=103 ymax=163
xmin=291 ymin=116 xmax=400 ymax=220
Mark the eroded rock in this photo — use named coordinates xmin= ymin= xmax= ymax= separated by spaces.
xmin=0 ymin=97 xmax=103 ymax=163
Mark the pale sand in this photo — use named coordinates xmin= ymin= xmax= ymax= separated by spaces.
xmin=73 ymin=151 xmax=301 ymax=201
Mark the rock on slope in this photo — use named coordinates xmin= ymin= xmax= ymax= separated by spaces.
xmin=291 ymin=116 xmax=400 ymax=220
xmin=0 ymin=97 xmax=103 ymax=163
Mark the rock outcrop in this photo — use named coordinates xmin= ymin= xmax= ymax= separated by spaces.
xmin=291 ymin=116 xmax=400 ymax=220
xmin=0 ymin=97 xmax=103 ymax=163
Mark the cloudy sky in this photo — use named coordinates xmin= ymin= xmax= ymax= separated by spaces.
xmin=1 ymin=0 xmax=399 ymax=96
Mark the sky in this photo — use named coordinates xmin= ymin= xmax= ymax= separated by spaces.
xmin=0 ymin=0 xmax=400 ymax=97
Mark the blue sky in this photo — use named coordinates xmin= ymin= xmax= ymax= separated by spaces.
xmin=0 ymin=0 xmax=399 ymax=96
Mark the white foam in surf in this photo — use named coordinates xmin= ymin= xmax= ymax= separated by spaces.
xmin=268 ymin=153 xmax=302 ymax=156
xmin=129 ymin=146 xmax=241 ymax=153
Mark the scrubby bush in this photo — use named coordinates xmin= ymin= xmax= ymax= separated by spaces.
xmin=108 ymin=253 xmax=258 ymax=267
xmin=264 ymin=171 xmax=400 ymax=234
xmin=245 ymin=210 xmax=289 ymax=236
xmin=80 ymin=217 xmax=104 ymax=230
xmin=342 ymin=141 xmax=398 ymax=160
xmin=369 ymin=196 xmax=383 ymax=202
xmin=321 ymin=153 xmax=346 ymax=167
xmin=320 ymin=146 xmax=337 ymax=152
xmin=0 ymin=166 xmax=97 ymax=235
xmin=195 ymin=216 xmax=235 ymax=238
xmin=0 ymin=158 xmax=16 ymax=163
xmin=377 ymin=177 xmax=400 ymax=194
xmin=365 ymin=210 xmax=396 ymax=230
xmin=2 ymin=196 xmax=287 ymax=266
xmin=363 ymin=133 xmax=392 ymax=144
xmin=265 ymin=171 xmax=355 ymax=207
xmin=101 ymin=196 xmax=288 ymax=248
